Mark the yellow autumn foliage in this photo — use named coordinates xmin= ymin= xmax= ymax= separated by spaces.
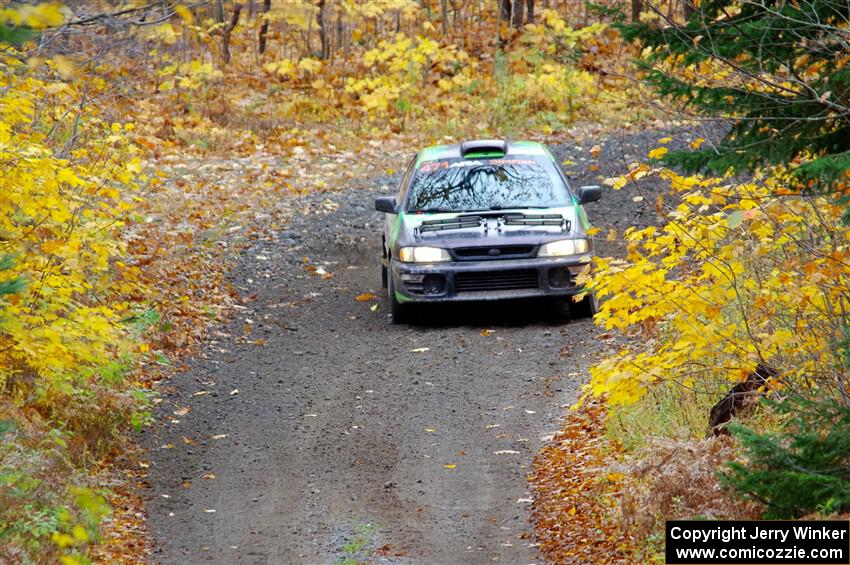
xmin=0 ymin=1 xmax=64 ymax=29
xmin=584 ymin=166 xmax=850 ymax=405
xmin=345 ymin=33 xmax=479 ymax=115
xmin=0 ymin=54 xmax=143 ymax=398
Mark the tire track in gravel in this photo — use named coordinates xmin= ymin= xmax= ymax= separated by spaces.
xmin=140 ymin=125 xmax=710 ymax=564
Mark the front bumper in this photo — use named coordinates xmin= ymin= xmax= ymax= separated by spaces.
xmin=390 ymin=256 xmax=591 ymax=303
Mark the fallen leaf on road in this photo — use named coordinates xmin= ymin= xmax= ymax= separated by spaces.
xmin=425 ymin=428 xmax=436 ymax=432
xmin=202 ymin=473 xmax=216 ymax=480
xmin=443 ymin=464 xmax=456 ymax=469
xmin=410 ymin=347 xmax=429 ymax=352
xmin=211 ymin=434 xmax=228 ymax=440
xmin=174 ymin=406 xmax=190 ymax=416
xmin=355 ymin=292 xmax=377 ymax=302
xmin=494 ymin=450 xmax=521 ymax=455
xmin=370 ymin=304 xmax=378 ymax=312
xmin=485 ymin=424 xmax=500 ymax=429
xmin=480 ymin=329 xmax=493 ymax=337
xmin=230 ymin=388 xmax=239 ymax=395
xmin=182 ymin=436 xmax=196 ymax=445
xmin=204 ymin=509 xmax=216 ymax=513
xmin=648 ymin=146 xmax=668 ymax=159
xmin=589 ymin=144 xmax=601 ymax=158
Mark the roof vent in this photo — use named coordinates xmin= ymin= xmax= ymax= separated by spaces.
xmin=460 ymin=139 xmax=507 ymax=157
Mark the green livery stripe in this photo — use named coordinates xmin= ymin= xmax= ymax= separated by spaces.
xmin=389 ymin=212 xmax=404 ymax=247
xmin=395 ymin=291 xmax=413 ymax=303
xmin=462 ymin=151 xmax=504 ymax=158
xmin=577 ymin=205 xmax=591 ymax=229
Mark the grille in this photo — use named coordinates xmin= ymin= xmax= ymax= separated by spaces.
xmin=454 ymin=269 xmax=539 ymax=292
xmin=453 ymin=245 xmax=535 ymax=261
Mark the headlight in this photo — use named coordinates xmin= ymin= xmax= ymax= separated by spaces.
xmin=538 ymin=239 xmax=588 ymax=257
xmin=398 ymin=246 xmax=451 ymax=263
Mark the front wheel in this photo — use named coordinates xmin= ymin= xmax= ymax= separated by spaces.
xmin=381 ymin=241 xmax=388 ymax=288
xmin=569 ymin=292 xmax=598 ymax=319
xmin=388 ymin=273 xmax=413 ymax=324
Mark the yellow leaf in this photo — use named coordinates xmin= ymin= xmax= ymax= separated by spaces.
xmin=443 ymin=464 xmax=456 ymax=469
xmin=647 ymin=147 xmax=668 ymax=159
xmin=355 ymin=292 xmax=377 ymax=302
xmin=71 ymin=524 xmax=89 ymax=542
xmin=174 ymin=4 xmax=194 ymax=24
xmin=52 ymin=55 xmax=75 ymax=79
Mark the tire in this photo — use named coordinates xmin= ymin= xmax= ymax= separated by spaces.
xmin=388 ymin=272 xmax=413 ymax=324
xmin=381 ymin=241 xmax=388 ymax=288
xmin=569 ymin=292 xmax=598 ymax=319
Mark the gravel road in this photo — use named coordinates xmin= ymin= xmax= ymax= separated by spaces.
xmin=140 ymin=125 xmax=710 ymax=564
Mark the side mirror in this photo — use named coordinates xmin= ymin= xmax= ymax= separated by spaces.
xmin=578 ymin=185 xmax=601 ymax=204
xmin=374 ymin=196 xmax=398 ymax=214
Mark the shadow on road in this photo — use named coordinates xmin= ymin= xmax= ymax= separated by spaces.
xmin=397 ymin=297 xmax=587 ymax=329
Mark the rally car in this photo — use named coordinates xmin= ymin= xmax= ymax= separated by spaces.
xmin=374 ymin=139 xmax=601 ymax=324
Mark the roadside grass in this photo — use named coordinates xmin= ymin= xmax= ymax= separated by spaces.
xmin=604 ymin=378 xmax=727 ymax=452
xmin=333 ymin=522 xmax=378 ymax=565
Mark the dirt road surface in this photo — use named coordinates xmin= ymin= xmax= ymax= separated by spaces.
xmin=141 ymin=127 xmax=704 ymax=564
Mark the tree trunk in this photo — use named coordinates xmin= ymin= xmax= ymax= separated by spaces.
xmin=336 ymin=9 xmax=344 ymax=58
xmin=512 ymin=0 xmax=524 ymax=28
xmin=440 ymin=0 xmax=448 ymax=34
xmin=708 ymin=364 xmax=777 ymax=436
xmin=631 ymin=0 xmax=643 ymax=22
xmin=499 ymin=0 xmax=511 ymax=22
xmin=213 ymin=0 xmax=225 ymax=23
xmin=221 ymin=3 xmax=242 ymax=65
xmin=258 ymin=0 xmax=271 ymax=54
xmin=317 ymin=0 xmax=328 ymax=59
xmin=526 ymin=0 xmax=534 ymax=23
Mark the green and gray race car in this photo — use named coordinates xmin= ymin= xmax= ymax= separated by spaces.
xmin=374 ymin=139 xmax=601 ymax=324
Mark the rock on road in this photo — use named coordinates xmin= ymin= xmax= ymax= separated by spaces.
xmin=140 ymin=127 xmax=707 ymax=564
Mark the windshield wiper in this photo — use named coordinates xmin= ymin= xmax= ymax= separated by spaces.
xmin=410 ymin=207 xmax=455 ymax=214
xmin=464 ymin=205 xmax=546 ymax=212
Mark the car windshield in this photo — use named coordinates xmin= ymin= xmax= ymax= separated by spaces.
xmin=405 ymin=155 xmax=571 ymax=213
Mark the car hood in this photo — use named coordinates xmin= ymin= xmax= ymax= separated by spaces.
xmin=392 ymin=206 xmax=586 ymax=250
